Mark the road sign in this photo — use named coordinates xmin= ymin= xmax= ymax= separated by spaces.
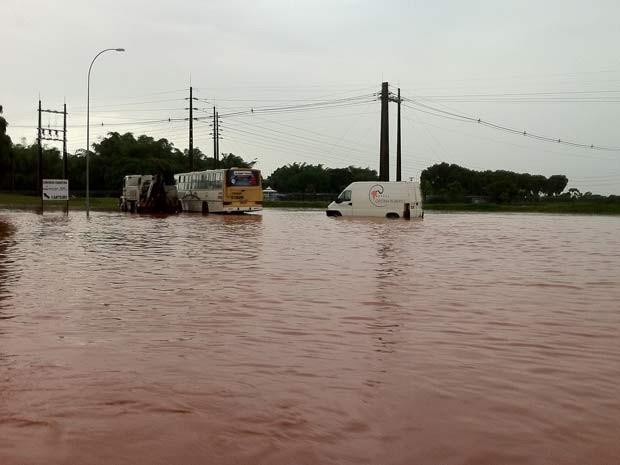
xmin=42 ymin=179 xmax=69 ymax=201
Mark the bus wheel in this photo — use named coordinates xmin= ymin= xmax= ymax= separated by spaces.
xmin=386 ymin=212 xmax=399 ymax=219
xmin=202 ymin=201 xmax=209 ymax=215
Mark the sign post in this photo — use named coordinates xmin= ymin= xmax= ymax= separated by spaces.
xmin=42 ymin=179 xmax=69 ymax=213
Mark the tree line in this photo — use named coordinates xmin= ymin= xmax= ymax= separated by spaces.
xmin=0 ymin=111 xmax=378 ymax=195
xmin=421 ymin=162 xmax=569 ymax=203
xmin=0 ymin=127 xmax=253 ymax=194
xmin=265 ymin=163 xmax=378 ymax=194
xmin=0 ymin=113 xmax=598 ymax=202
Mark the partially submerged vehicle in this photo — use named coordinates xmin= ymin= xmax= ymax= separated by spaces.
xmin=120 ymin=174 xmax=181 ymax=213
xmin=326 ymin=181 xmax=423 ymax=219
xmin=174 ymin=168 xmax=263 ymax=213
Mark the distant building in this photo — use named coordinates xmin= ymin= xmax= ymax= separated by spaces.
xmin=263 ymin=187 xmax=279 ymax=200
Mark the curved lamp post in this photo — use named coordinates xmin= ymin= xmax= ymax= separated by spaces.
xmin=86 ymin=48 xmax=125 ymax=216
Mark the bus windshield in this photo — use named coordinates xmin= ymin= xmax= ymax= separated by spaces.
xmin=227 ymin=170 xmax=260 ymax=187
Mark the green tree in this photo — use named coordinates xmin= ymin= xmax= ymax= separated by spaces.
xmin=91 ymin=132 xmax=188 ymax=190
xmin=545 ymin=175 xmax=569 ymax=197
xmin=0 ymin=106 xmax=14 ymax=190
xmin=266 ymin=163 xmax=377 ymax=193
xmin=218 ymin=153 xmax=256 ymax=169
xmin=421 ymin=163 xmax=568 ymax=203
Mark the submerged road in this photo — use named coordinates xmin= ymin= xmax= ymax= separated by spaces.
xmin=1 ymin=209 xmax=619 ymax=464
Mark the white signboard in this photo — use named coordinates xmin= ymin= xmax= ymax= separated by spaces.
xmin=42 ymin=179 xmax=69 ymax=201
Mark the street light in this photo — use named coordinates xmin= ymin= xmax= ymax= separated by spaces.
xmin=86 ymin=47 xmax=125 ymax=216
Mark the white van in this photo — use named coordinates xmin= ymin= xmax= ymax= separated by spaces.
xmin=326 ymin=181 xmax=424 ymax=219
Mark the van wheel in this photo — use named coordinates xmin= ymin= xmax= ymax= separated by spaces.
xmin=386 ymin=213 xmax=399 ymax=219
xmin=202 ymin=201 xmax=209 ymax=215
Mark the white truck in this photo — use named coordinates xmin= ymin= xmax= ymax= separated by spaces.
xmin=120 ymin=174 xmax=181 ymax=213
xmin=326 ymin=181 xmax=424 ymax=219
xmin=120 ymin=175 xmax=153 ymax=213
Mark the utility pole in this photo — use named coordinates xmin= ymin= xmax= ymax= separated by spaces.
xmin=37 ymin=100 xmax=42 ymax=197
xmin=216 ymin=111 xmax=220 ymax=163
xmin=379 ymin=82 xmax=390 ymax=182
xmin=63 ymin=103 xmax=67 ymax=179
xmin=63 ymin=102 xmax=68 ymax=213
xmin=37 ymin=100 xmax=68 ymax=204
xmin=396 ymin=88 xmax=402 ymax=182
xmin=211 ymin=107 xmax=222 ymax=165
xmin=212 ymin=106 xmax=217 ymax=164
xmin=186 ymin=86 xmax=199 ymax=171
xmin=189 ymin=86 xmax=193 ymax=170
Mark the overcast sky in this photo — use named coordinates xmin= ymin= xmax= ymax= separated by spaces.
xmin=3 ymin=0 xmax=620 ymax=193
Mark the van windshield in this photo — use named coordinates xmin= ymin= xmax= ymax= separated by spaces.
xmin=338 ymin=190 xmax=351 ymax=202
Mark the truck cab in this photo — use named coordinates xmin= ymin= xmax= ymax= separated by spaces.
xmin=120 ymin=175 xmax=153 ymax=212
xmin=326 ymin=181 xmax=424 ymax=219
xmin=329 ymin=188 xmax=354 ymax=216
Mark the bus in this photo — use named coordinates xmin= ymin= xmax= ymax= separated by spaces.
xmin=174 ymin=168 xmax=263 ymax=213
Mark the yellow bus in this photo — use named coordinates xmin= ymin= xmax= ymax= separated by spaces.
xmin=174 ymin=168 xmax=263 ymax=213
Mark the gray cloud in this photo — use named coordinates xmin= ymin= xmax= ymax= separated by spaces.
xmin=3 ymin=0 xmax=620 ymax=193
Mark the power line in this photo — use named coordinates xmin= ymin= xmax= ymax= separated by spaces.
xmin=72 ymin=98 xmax=186 ymax=111
xmin=401 ymin=96 xmax=620 ymax=152
xmin=406 ymin=89 xmax=620 ymax=98
xmin=402 ymin=112 xmax=620 ymax=163
xmin=218 ymin=94 xmax=376 ymax=118
xmin=207 ymin=124 xmax=377 ymax=167
xmin=225 ymin=118 xmax=374 ymax=156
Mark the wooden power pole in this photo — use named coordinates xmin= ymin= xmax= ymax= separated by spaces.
xmin=188 ymin=86 xmax=194 ymax=171
xmin=396 ymin=88 xmax=402 ymax=182
xmin=63 ymin=103 xmax=67 ymax=179
xmin=379 ymin=82 xmax=390 ymax=182
xmin=37 ymin=100 xmax=42 ymax=196
xmin=212 ymin=106 xmax=217 ymax=165
xmin=216 ymin=111 xmax=220 ymax=163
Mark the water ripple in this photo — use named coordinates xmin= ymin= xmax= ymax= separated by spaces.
xmin=0 ymin=209 xmax=619 ymax=465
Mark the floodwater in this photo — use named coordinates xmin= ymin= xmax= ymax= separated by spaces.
xmin=1 ymin=209 xmax=619 ymax=465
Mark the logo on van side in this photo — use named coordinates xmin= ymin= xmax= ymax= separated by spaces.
xmin=369 ymin=184 xmax=385 ymax=207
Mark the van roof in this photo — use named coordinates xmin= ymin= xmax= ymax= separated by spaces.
xmin=347 ymin=180 xmax=419 ymax=186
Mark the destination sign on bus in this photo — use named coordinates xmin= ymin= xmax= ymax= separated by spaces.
xmin=228 ymin=170 xmax=259 ymax=186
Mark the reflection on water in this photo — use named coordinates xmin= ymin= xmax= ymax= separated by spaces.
xmin=1 ymin=209 xmax=619 ymax=465
xmin=0 ymin=217 xmax=17 ymax=316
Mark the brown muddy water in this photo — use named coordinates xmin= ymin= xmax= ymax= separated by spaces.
xmin=0 ymin=209 xmax=619 ymax=465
